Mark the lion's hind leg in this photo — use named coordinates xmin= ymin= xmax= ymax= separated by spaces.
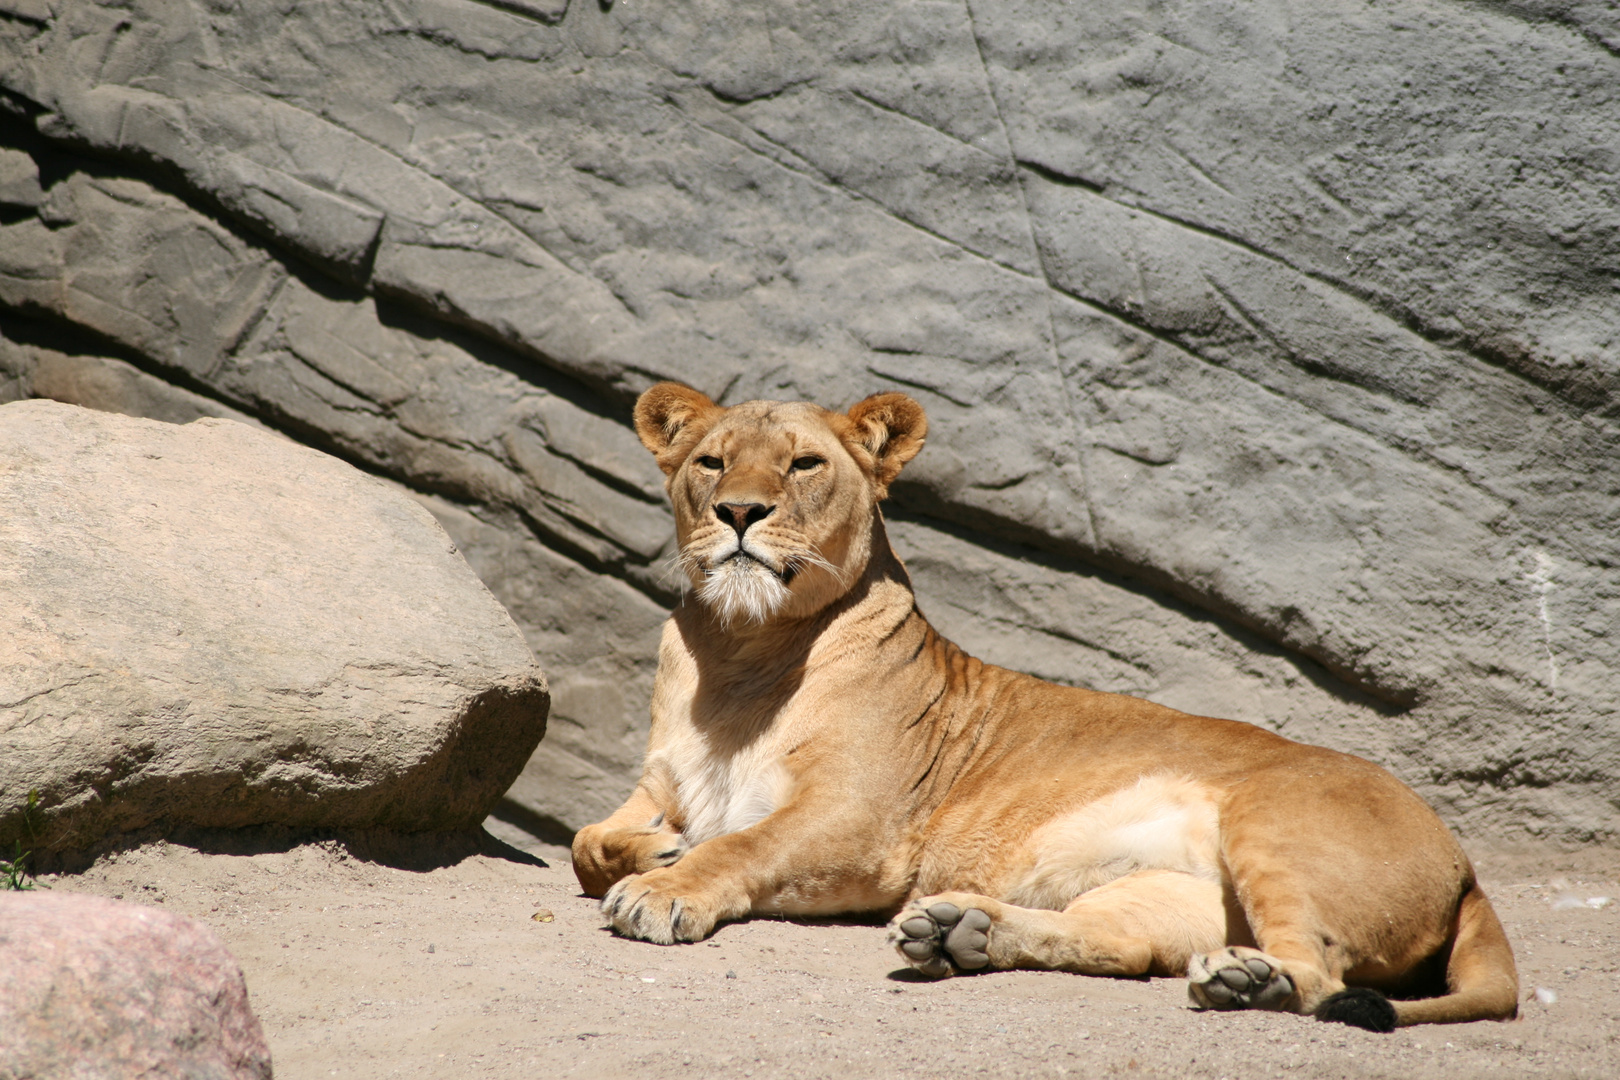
xmin=888 ymin=869 xmax=1225 ymax=979
xmin=1195 ymin=769 xmax=1518 ymax=1032
xmin=1184 ymin=857 xmax=1363 ymax=1024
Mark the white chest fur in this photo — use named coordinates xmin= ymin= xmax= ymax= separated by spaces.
xmin=662 ymin=736 xmax=792 ymax=847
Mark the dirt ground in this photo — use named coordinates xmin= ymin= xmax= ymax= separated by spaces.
xmin=30 ymin=821 xmax=1620 ymax=1080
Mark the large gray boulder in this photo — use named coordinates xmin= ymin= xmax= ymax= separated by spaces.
xmin=0 ymin=891 xmax=273 ymax=1079
xmin=1 ymin=1 xmax=1614 ymax=842
xmin=0 ymin=400 xmax=549 ymax=852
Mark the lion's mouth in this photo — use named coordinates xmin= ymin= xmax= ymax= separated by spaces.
xmin=695 ymin=547 xmax=795 ymax=626
xmin=717 ymin=549 xmax=796 ymax=585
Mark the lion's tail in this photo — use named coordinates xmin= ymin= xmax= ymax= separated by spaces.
xmin=1391 ymin=881 xmax=1520 ymax=1027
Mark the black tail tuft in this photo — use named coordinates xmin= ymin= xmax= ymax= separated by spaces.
xmin=1316 ymin=987 xmax=1398 ymax=1032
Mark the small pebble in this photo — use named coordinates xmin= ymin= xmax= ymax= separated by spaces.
xmin=726 ymin=970 xmax=737 ymax=979
xmin=426 ymin=944 xmax=435 ymax=953
xmin=531 ymin=909 xmax=555 ymax=922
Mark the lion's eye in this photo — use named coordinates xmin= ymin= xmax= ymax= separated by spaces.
xmin=790 ymin=456 xmax=824 ymax=472
xmin=696 ymin=455 xmax=723 ymax=471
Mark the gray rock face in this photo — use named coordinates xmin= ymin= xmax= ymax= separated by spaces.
xmin=0 ymin=400 xmax=549 ymax=851
xmin=1 ymin=1 xmax=1614 ymax=842
xmin=0 ymin=891 xmax=273 ymax=1079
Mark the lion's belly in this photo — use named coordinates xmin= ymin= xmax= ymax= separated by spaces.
xmin=668 ymin=744 xmax=793 ymax=847
xmin=920 ymin=774 xmax=1224 ymax=909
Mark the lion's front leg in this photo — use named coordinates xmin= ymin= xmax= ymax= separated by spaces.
xmin=600 ymin=801 xmax=894 ymax=944
xmin=572 ymin=810 xmax=690 ymax=899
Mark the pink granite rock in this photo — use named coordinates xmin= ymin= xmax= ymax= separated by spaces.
xmin=0 ymin=891 xmax=272 ymax=1079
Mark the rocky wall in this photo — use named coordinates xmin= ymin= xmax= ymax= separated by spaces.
xmin=2 ymin=0 xmax=1616 ymax=842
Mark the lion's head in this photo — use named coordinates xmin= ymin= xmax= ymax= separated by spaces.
xmin=634 ymin=383 xmax=927 ymax=626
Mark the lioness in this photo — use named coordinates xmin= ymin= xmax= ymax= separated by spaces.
xmin=572 ymin=383 xmax=1519 ymax=1030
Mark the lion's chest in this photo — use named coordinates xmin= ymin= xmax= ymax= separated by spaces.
xmin=665 ymin=738 xmax=792 ymax=847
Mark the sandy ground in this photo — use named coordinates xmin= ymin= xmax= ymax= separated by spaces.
xmin=27 ymin=821 xmax=1620 ymax=1080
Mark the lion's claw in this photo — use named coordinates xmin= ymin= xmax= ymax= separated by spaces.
xmin=600 ymin=871 xmax=713 ymax=944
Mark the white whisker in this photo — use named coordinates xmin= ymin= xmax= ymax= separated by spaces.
xmin=659 ymin=547 xmax=697 ymax=593
xmin=790 ymin=544 xmax=848 ymax=587
xmin=673 ymin=545 xmax=706 ymax=580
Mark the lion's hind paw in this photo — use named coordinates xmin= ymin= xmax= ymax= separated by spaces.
xmin=646 ymin=833 xmax=690 ymax=868
xmin=888 ymin=898 xmax=993 ymax=978
xmin=1187 ymin=947 xmax=1295 ymax=1011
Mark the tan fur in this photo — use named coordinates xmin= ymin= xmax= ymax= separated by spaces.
xmin=573 ymin=384 xmax=1519 ymax=1029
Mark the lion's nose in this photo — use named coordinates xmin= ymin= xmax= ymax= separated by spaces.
xmin=715 ymin=501 xmax=774 ymax=538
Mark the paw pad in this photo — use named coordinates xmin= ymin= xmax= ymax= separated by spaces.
xmin=1187 ymin=948 xmax=1295 ymax=1011
xmin=888 ymin=899 xmax=993 ymax=977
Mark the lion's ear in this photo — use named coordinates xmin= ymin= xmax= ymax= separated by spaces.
xmin=844 ymin=392 xmax=927 ymax=495
xmin=634 ymin=382 xmax=724 ymax=475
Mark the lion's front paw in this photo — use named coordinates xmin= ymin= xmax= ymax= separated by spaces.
xmin=601 ymin=870 xmax=717 ymax=944
xmin=1187 ymin=946 xmax=1295 ymax=1011
xmin=887 ymin=894 xmax=996 ymax=978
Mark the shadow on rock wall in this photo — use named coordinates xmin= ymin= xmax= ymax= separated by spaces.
xmin=3 ymin=0 xmax=1616 ymax=842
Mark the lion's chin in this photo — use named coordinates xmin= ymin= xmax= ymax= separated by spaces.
xmin=697 ymin=555 xmax=791 ymax=627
